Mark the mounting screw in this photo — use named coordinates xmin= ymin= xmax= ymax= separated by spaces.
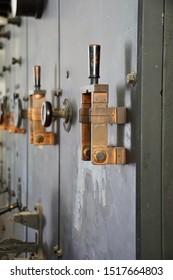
xmin=83 ymin=147 xmax=91 ymax=160
xmin=126 ymin=72 xmax=137 ymax=87
xmin=53 ymin=245 xmax=62 ymax=258
xmin=23 ymin=96 xmax=29 ymax=102
xmin=0 ymin=31 xmax=10 ymax=40
xmin=12 ymin=57 xmax=22 ymax=65
xmin=3 ymin=66 xmax=11 ymax=73
xmin=36 ymin=135 xmax=44 ymax=143
xmin=94 ymin=150 xmax=107 ymax=163
xmin=8 ymin=17 xmax=21 ymax=27
xmin=66 ymin=70 xmax=69 ymax=79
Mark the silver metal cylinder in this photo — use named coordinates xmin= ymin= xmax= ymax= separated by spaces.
xmin=88 ymin=44 xmax=100 ymax=84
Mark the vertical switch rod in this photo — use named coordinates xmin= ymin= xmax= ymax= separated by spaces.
xmin=34 ymin=65 xmax=41 ymax=90
xmin=88 ymin=44 xmax=100 ymax=84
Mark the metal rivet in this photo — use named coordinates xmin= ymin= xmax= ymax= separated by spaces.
xmin=36 ymin=135 xmax=44 ymax=143
xmin=126 ymin=72 xmax=137 ymax=87
xmin=83 ymin=148 xmax=91 ymax=160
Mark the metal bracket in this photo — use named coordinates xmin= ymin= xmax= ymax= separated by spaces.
xmin=0 ymin=203 xmax=44 ymax=260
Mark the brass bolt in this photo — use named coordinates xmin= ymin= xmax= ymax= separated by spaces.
xmin=83 ymin=147 xmax=91 ymax=160
xmin=53 ymin=245 xmax=62 ymax=257
xmin=94 ymin=150 xmax=107 ymax=163
xmin=36 ymin=135 xmax=44 ymax=143
xmin=126 ymin=72 xmax=137 ymax=87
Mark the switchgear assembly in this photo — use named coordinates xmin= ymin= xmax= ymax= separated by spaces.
xmin=28 ymin=65 xmax=54 ymax=145
xmin=79 ymin=44 xmax=126 ymax=165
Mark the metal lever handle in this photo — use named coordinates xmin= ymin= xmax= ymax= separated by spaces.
xmin=34 ymin=65 xmax=41 ymax=90
xmin=8 ymin=17 xmax=21 ymax=27
xmin=88 ymin=44 xmax=100 ymax=84
xmin=0 ymin=202 xmax=19 ymax=216
xmin=0 ymin=31 xmax=10 ymax=40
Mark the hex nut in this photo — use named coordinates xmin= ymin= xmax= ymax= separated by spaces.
xmin=94 ymin=150 xmax=107 ymax=163
xmin=36 ymin=135 xmax=44 ymax=143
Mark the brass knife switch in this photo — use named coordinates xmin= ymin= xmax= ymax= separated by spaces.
xmin=28 ymin=66 xmax=55 ymax=145
xmin=80 ymin=84 xmax=126 ymax=165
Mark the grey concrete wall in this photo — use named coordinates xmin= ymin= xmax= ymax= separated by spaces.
xmin=0 ymin=0 xmax=137 ymax=259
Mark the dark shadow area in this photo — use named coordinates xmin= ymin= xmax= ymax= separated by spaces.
xmin=116 ymin=41 xmax=136 ymax=164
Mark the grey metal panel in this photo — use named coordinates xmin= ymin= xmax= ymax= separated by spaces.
xmin=136 ymin=0 xmax=164 ymax=259
xmin=27 ymin=0 xmax=60 ymax=259
xmin=162 ymin=0 xmax=173 ymax=260
xmin=0 ymin=20 xmax=28 ymax=244
xmin=60 ymin=0 xmax=137 ymax=259
xmin=0 ymin=0 xmax=138 ymax=259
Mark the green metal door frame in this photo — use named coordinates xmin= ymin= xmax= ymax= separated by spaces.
xmin=137 ymin=0 xmax=173 ymax=260
xmin=162 ymin=0 xmax=173 ymax=260
xmin=136 ymin=0 xmax=164 ymax=259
